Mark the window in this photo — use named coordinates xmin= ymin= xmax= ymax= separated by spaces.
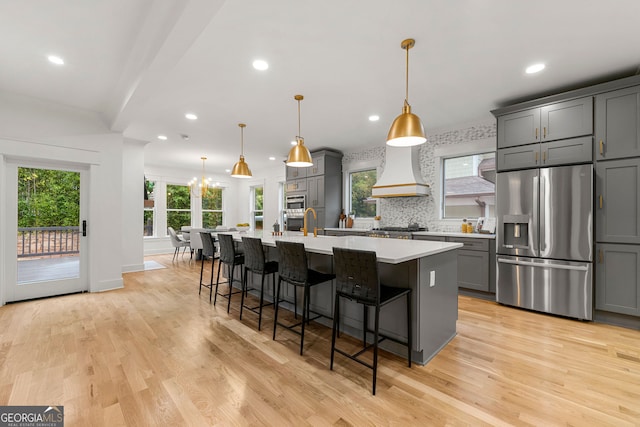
xmin=202 ymin=187 xmax=223 ymax=228
xmin=143 ymin=178 xmax=155 ymax=237
xmin=251 ymin=185 xmax=264 ymax=230
xmin=166 ymin=184 xmax=191 ymax=231
xmin=442 ymin=152 xmax=495 ymax=219
xmin=349 ymin=169 xmax=377 ymax=218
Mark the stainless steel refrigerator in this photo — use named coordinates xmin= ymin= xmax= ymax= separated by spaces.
xmin=496 ymin=164 xmax=593 ymax=320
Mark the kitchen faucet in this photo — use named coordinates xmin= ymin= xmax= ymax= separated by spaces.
xmin=303 ymin=207 xmax=318 ymax=237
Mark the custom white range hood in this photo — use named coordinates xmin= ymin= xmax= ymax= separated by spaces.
xmin=372 ymin=146 xmax=429 ymax=198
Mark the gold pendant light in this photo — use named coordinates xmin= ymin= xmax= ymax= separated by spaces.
xmin=286 ymin=94 xmax=313 ymax=167
xmin=231 ymin=123 xmax=252 ymax=178
xmin=189 ymin=156 xmax=212 ymax=198
xmin=387 ymin=38 xmax=427 ymax=147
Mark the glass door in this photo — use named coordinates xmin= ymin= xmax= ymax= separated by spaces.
xmin=7 ymin=163 xmax=88 ymax=301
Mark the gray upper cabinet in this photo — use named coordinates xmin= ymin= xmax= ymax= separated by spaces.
xmin=497 ymin=97 xmax=593 ymax=149
xmin=497 ymin=108 xmax=541 ymax=148
xmin=308 ymin=153 xmax=325 ymax=177
xmin=595 ymin=86 xmax=640 ymax=161
xmin=595 ymin=243 xmax=640 ymax=316
xmin=596 ymin=158 xmax=640 ymax=244
xmin=307 ymin=175 xmax=325 ymax=208
xmin=286 ymin=165 xmax=307 ymax=180
xmin=497 ymin=136 xmax=592 ymax=171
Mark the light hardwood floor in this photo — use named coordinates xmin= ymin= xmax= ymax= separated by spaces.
xmin=1 ymin=254 xmax=639 ymax=426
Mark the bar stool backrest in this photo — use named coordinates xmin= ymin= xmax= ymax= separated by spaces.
xmin=332 ymin=247 xmax=379 ymax=305
xmin=200 ymin=232 xmax=216 ymax=258
xmin=218 ymin=234 xmax=236 ymax=264
xmin=275 ymin=240 xmax=308 ymax=285
xmin=242 ymin=237 xmax=266 ymax=272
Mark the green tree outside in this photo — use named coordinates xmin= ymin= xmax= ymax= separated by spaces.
xmin=350 ymin=169 xmax=377 ymax=218
xmin=167 ymin=184 xmax=191 ymax=231
xmin=18 ymin=167 xmax=80 ymax=227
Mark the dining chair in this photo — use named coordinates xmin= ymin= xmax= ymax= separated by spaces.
xmin=168 ymin=226 xmax=190 ymax=261
xmin=214 ymin=233 xmax=245 ymax=313
xmin=330 ymin=247 xmax=412 ymax=395
xmin=199 ymin=232 xmax=217 ymax=301
xmin=273 ymin=240 xmax=335 ymax=355
xmin=240 ymin=236 xmax=278 ymax=330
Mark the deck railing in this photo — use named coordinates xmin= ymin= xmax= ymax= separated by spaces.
xmin=17 ymin=226 xmax=80 ymax=258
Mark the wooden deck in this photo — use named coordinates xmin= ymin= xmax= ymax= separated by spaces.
xmin=1 ymin=253 xmax=639 ymax=426
xmin=17 ymin=256 xmax=79 ymax=284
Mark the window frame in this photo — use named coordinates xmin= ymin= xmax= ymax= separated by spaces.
xmin=434 ymin=138 xmax=496 ymax=222
xmin=202 ymin=186 xmax=224 ymax=229
xmin=343 ymin=159 xmax=380 ymax=219
xmin=250 ymin=185 xmax=264 ymax=230
xmin=166 ymin=183 xmax=192 ymax=232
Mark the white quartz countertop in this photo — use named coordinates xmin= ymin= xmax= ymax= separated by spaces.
xmin=225 ymin=231 xmax=462 ymax=264
xmin=412 ymin=231 xmax=496 ymax=239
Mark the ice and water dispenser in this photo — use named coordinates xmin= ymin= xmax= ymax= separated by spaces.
xmin=501 ymin=214 xmax=530 ymax=249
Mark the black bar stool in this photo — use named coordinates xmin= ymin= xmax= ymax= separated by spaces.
xmin=330 ymin=247 xmax=412 ymax=395
xmin=240 ymin=236 xmax=278 ymax=331
xmin=214 ymin=233 xmax=244 ymax=313
xmin=273 ymin=240 xmax=335 ymax=355
xmin=198 ymin=232 xmax=217 ymax=302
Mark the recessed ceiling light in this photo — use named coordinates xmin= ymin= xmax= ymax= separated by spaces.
xmin=525 ymin=63 xmax=545 ymax=74
xmin=185 ymin=113 xmax=198 ymax=120
xmin=252 ymin=59 xmax=269 ymax=71
xmin=225 ymin=169 xmax=231 ymax=173
xmin=369 ymin=115 xmax=380 ymax=122
xmin=157 ymin=135 xmax=167 ymax=140
xmin=290 ymin=140 xmax=297 ymax=146
xmin=269 ymin=156 xmax=276 ymax=161
xmin=47 ymin=55 xmax=64 ymax=65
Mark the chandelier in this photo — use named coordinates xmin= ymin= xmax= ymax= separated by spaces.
xmin=188 ymin=156 xmax=212 ymax=198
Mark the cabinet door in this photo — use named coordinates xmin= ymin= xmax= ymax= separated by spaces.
xmin=497 ymin=108 xmax=541 ymax=148
xmin=286 ymin=166 xmax=307 ymax=180
xmin=457 ymin=249 xmax=489 ymax=291
xmin=541 ymin=136 xmax=592 ymax=166
xmin=307 ymin=176 xmax=325 ymax=207
xmin=596 ymin=158 xmax=640 ymax=244
xmin=308 ymin=153 xmax=325 ymax=177
xmin=596 ymin=243 xmax=640 ymax=316
xmin=540 ymin=97 xmax=593 ymax=142
xmin=285 ymin=178 xmax=306 ymax=193
xmin=595 ymin=86 xmax=640 ymax=160
xmin=497 ymin=144 xmax=541 ymax=171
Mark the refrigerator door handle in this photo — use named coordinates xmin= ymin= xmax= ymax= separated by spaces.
xmin=497 ymin=258 xmax=589 ymax=272
xmin=540 ymin=173 xmax=546 ymax=252
xmin=532 ymin=175 xmax=539 ymax=256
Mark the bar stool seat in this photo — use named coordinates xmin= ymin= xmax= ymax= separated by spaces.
xmin=215 ymin=233 xmax=244 ymax=313
xmin=198 ymin=232 xmax=218 ymax=301
xmin=330 ymin=247 xmax=412 ymax=395
xmin=273 ymin=240 xmax=335 ymax=355
xmin=240 ymin=236 xmax=278 ymax=331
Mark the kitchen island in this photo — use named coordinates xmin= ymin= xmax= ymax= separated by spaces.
xmin=226 ymin=231 xmax=462 ymax=365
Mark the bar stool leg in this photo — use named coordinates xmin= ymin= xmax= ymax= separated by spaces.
xmin=373 ymin=304 xmax=380 ymax=395
xmin=300 ymin=285 xmax=307 ymax=355
xmin=258 ymin=272 xmax=265 ymax=331
xmin=209 ymin=258 xmax=215 ymax=302
xmin=407 ymin=291 xmax=412 ymax=367
xmin=227 ymin=263 xmax=234 ymax=313
xmin=240 ymin=267 xmax=248 ymax=320
xmin=330 ymin=294 xmax=340 ymax=370
xmin=363 ymin=305 xmax=368 ymax=347
xmin=273 ymin=278 xmax=282 ymax=340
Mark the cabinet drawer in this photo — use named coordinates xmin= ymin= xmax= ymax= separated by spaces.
xmin=412 ymin=235 xmax=446 ymax=242
xmin=448 ymin=237 xmax=489 ymax=251
xmin=285 ymin=179 xmax=306 ymax=193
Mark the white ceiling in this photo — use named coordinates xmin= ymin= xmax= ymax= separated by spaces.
xmin=2 ymin=0 xmax=639 ymax=176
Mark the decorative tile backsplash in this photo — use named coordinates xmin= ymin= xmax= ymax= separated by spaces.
xmin=343 ymin=121 xmax=496 ymax=231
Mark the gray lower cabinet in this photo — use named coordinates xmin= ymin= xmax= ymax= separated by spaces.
xmin=596 ymin=243 xmax=640 ymax=316
xmin=595 ymin=85 xmax=640 ymax=161
xmin=324 ymin=229 xmax=367 ymax=236
xmin=497 ymin=136 xmax=593 ymax=171
xmin=596 ymin=158 xmax=640 ymax=244
xmin=497 ymin=97 xmax=593 ymax=149
xmin=413 ymin=235 xmax=495 ymax=292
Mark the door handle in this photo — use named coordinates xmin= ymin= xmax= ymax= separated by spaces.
xmin=82 ymin=220 xmax=87 ymax=237
xmin=599 ymin=195 xmax=603 ymax=209
xmin=535 ymin=128 xmax=538 ymax=139
xmin=535 ymin=151 xmax=538 ymax=164
xmin=542 ymin=151 xmax=547 ymax=163
xmin=543 ymin=127 xmax=547 ymax=138
xmin=599 ymin=140 xmax=604 ymax=156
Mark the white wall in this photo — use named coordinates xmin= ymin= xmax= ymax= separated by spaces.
xmin=0 ymin=93 xmax=126 ymax=304
xmin=122 ymin=139 xmax=147 ymax=272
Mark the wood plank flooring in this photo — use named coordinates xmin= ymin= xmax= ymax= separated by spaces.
xmin=1 ymin=254 xmax=639 ymax=426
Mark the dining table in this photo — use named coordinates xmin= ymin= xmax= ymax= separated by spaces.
xmin=221 ymin=230 xmax=463 ymax=365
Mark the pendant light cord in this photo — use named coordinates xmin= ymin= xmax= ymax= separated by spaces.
xmin=240 ymin=126 xmax=244 ymax=156
xmin=405 ymin=42 xmax=410 ymax=106
xmin=297 ymin=98 xmax=302 ymax=142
